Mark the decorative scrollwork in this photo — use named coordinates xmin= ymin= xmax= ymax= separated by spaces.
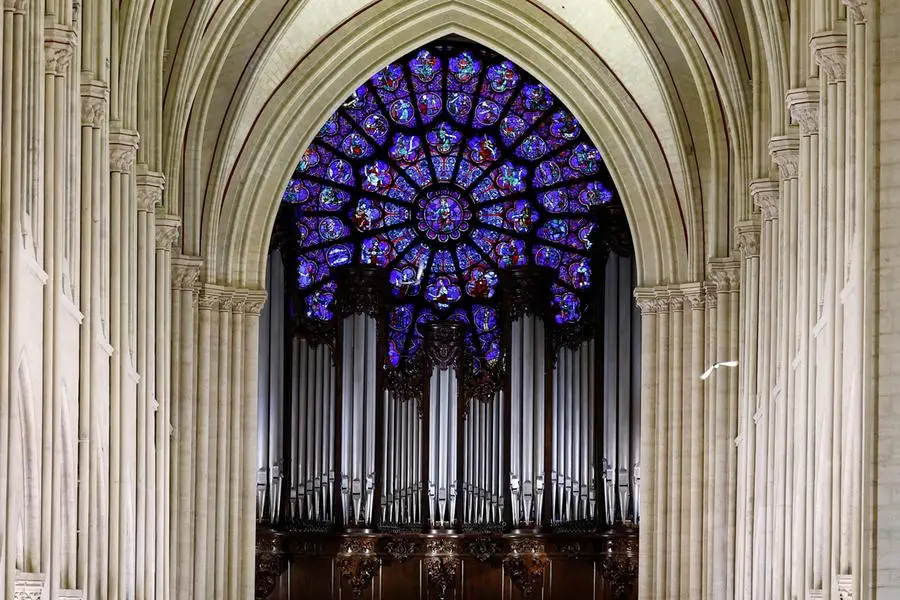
xmin=553 ymin=319 xmax=593 ymax=356
xmin=255 ymin=529 xmax=288 ymax=600
xmin=597 ymin=533 xmax=639 ymax=600
xmin=467 ymin=538 xmax=498 ymax=562
xmin=336 ymin=539 xmax=380 ymax=598
xmin=424 ymin=322 xmax=465 ymax=370
xmin=424 ymin=539 xmax=460 ymax=600
xmin=558 ymin=541 xmax=581 ymax=559
xmin=385 ymin=357 xmax=425 ymax=406
xmin=461 ymin=356 xmax=504 ymax=408
xmin=504 ymin=539 xmax=549 ymax=598
xmin=383 ymin=537 xmax=417 ymax=562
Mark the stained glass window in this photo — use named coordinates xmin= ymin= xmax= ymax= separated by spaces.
xmin=281 ymin=40 xmax=617 ymax=370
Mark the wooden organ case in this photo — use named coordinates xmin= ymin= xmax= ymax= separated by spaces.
xmin=256 ymin=205 xmax=640 ymax=599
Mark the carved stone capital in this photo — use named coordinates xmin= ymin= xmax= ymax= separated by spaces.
xmin=842 ymin=0 xmax=868 ymax=22
xmin=836 ymin=574 xmax=855 ymax=599
xmin=750 ymin=179 xmax=780 ymax=221
xmin=812 ymin=31 xmax=848 ymax=82
xmin=424 ymin=540 xmax=461 ymax=600
xmin=424 ymin=322 xmax=465 ymax=370
xmin=171 ymin=256 xmax=202 ymax=291
xmin=109 ymin=129 xmax=140 ymax=173
xmin=634 ymin=288 xmax=667 ymax=315
xmin=735 ymin=220 xmax=761 ymax=258
xmin=136 ymin=171 xmax=165 ymax=212
xmin=337 ymin=539 xmax=380 ymax=598
xmin=769 ymin=135 xmax=800 ymax=180
xmin=44 ymin=26 xmax=76 ymax=75
xmin=467 ymin=538 xmax=498 ymax=562
xmin=504 ymin=539 xmax=548 ymax=599
xmin=81 ymin=81 xmax=109 ymax=128
xmin=668 ymin=291 xmax=685 ymax=312
xmin=708 ymin=258 xmax=741 ymax=293
xmin=684 ymin=286 xmax=706 ymax=311
xmin=198 ymin=286 xmax=224 ymax=311
xmin=3 ymin=0 xmax=28 ymax=14
xmin=243 ymin=290 xmax=268 ymax=316
xmin=14 ymin=572 xmax=46 ymax=600
xmin=705 ymin=284 xmax=718 ymax=309
xmin=155 ymin=215 xmax=181 ymax=251
xmin=786 ymin=88 xmax=821 ymax=135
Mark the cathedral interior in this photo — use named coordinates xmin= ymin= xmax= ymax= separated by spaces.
xmin=1 ymin=1 xmax=898 ymax=599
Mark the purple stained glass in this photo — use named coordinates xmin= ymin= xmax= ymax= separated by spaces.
xmin=281 ymin=40 xmax=619 ymax=371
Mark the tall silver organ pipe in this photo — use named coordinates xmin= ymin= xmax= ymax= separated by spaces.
xmin=340 ymin=313 xmax=378 ymax=527
xmin=462 ymin=391 xmax=504 ymax=528
xmin=509 ymin=315 xmax=545 ymax=528
xmin=427 ymin=367 xmax=459 ymax=528
xmin=381 ymin=390 xmax=422 ymax=528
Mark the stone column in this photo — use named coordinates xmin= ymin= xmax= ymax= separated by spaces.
xmin=77 ymin=79 xmax=108 ymax=600
xmin=154 ymin=215 xmax=179 ymax=599
xmin=734 ymin=217 xmax=761 ymax=600
xmin=136 ymin=170 xmax=164 ymax=599
xmin=634 ymin=290 xmax=658 ymax=600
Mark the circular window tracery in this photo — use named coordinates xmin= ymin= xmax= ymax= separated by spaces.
xmin=280 ymin=40 xmax=618 ymax=371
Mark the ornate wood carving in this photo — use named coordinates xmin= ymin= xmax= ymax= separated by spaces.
xmin=558 ymin=541 xmax=581 ymax=559
xmin=384 ymin=537 xmax=417 ymax=562
xmin=589 ymin=203 xmax=633 ymax=257
xmin=424 ymin=539 xmax=461 ymax=600
xmin=467 ymin=537 xmax=498 ymax=562
xmin=336 ymin=538 xmax=381 ymax=598
xmin=255 ymin=529 xmax=288 ymax=600
xmin=424 ymin=321 xmax=465 ymax=370
xmin=384 ymin=357 xmax=425 ymax=406
xmin=501 ymin=266 xmax=553 ymax=321
xmin=460 ymin=357 xmax=504 ymax=408
xmin=597 ymin=532 xmax=638 ymax=600
xmin=503 ymin=539 xmax=549 ymax=598
xmin=334 ymin=265 xmax=387 ymax=319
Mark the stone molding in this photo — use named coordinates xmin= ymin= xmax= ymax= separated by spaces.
xmin=13 ymin=571 xmax=45 ymax=600
xmin=136 ymin=171 xmax=166 ymax=212
xmin=735 ymin=220 xmax=761 ymax=258
xmin=44 ymin=25 xmax=76 ymax=75
xmin=3 ymin=0 xmax=28 ymax=14
xmin=750 ymin=179 xmax=780 ymax=221
xmin=769 ymin=135 xmax=800 ymax=180
xmin=842 ymin=0 xmax=868 ymax=22
xmin=155 ymin=215 xmax=181 ymax=251
xmin=635 ymin=284 xmax=708 ymax=315
xmin=836 ymin=574 xmax=854 ymax=599
xmin=81 ymin=81 xmax=109 ymax=128
xmin=786 ymin=88 xmax=821 ymax=135
xmin=109 ymin=128 xmax=140 ymax=173
xmin=812 ymin=31 xmax=848 ymax=82
xmin=244 ymin=290 xmax=268 ymax=316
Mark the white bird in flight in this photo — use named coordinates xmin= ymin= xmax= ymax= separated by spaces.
xmin=700 ymin=360 xmax=738 ymax=380
xmin=395 ymin=258 xmax=426 ymax=286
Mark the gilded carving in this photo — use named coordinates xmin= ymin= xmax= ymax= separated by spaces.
xmin=467 ymin=538 xmax=497 ymax=561
xmin=504 ymin=539 xmax=548 ymax=598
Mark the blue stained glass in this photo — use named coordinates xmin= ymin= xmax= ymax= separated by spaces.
xmin=282 ymin=40 xmax=619 ymax=371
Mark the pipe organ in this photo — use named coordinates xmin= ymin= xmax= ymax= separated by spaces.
xmin=256 ymin=206 xmax=641 ymax=599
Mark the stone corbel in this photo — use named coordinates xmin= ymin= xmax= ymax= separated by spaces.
xmin=786 ymin=88 xmax=821 ymax=136
xmin=769 ymin=135 xmax=800 ymax=181
xmin=842 ymin=0 xmax=868 ymax=23
xmin=424 ymin=539 xmax=460 ymax=600
xmin=503 ymin=539 xmax=549 ymax=598
xmin=750 ymin=179 xmax=780 ymax=221
xmin=812 ymin=31 xmax=848 ymax=83
xmin=109 ymin=129 xmax=140 ymax=174
xmin=336 ymin=538 xmax=380 ymax=598
xmin=136 ymin=171 xmax=165 ymax=213
xmin=44 ymin=24 xmax=76 ymax=76
xmin=81 ymin=81 xmax=109 ymax=128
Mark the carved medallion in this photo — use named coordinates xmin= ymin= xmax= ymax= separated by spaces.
xmin=424 ymin=321 xmax=465 ymax=370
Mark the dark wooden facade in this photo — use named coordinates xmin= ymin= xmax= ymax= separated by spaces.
xmin=258 ymin=527 xmax=637 ymax=600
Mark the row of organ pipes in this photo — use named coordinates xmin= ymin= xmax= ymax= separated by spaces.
xmin=256 ymin=250 xmax=641 ymax=532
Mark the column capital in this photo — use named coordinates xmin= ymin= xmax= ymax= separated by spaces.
xmin=708 ymin=257 xmax=741 ymax=293
xmin=109 ymin=128 xmax=141 ymax=173
xmin=836 ymin=574 xmax=854 ymax=599
xmin=137 ymin=170 xmax=165 ymax=212
xmin=44 ymin=25 xmax=76 ymax=75
xmin=842 ymin=0 xmax=868 ymax=23
xmin=750 ymin=179 xmax=780 ymax=220
xmin=80 ymin=81 xmax=108 ymax=128
xmin=735 ymin=220 xmax=761 ymax=258
xmin=171 ymin=256 xmax=203 ymax=291
xmin=3 ymin=0 xmax=28 ymax=14
xmin=634 ymin=286 xmax=675 ymax=315
xmin=155 ymin=215 xmax=181 ymax=251
xmin=786 ymin=87 xmax=821 ymax=135
xmin=682 ymin=284 xmax=706 ymax=310
xmin=243 ymin=289 xmax=268 ymax=316
xmin=768 ymin=135 xmax=800 ymax=180
xmin=812 ymin=31 xmax=848 ymax=82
